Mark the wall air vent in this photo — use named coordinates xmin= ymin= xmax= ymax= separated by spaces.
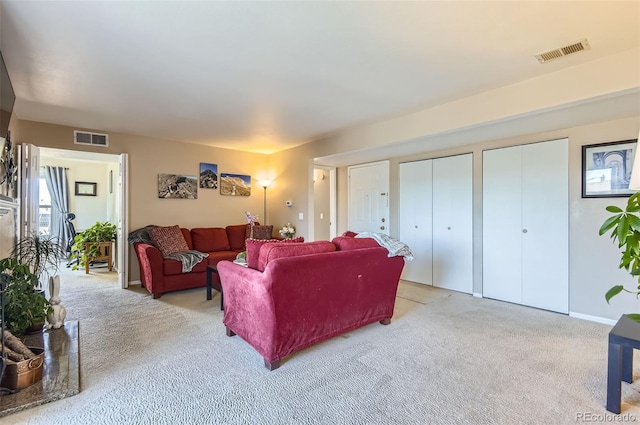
xmin=535 ymin=38 xmax=591 ymax=64
xmin=74 ymin=130 xmax=109 ymax=147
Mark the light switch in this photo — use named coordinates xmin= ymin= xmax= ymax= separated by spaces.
xmin=320 ymin=213 xmax=324 ymax=219
xmin=298 ymin=212 xmax=304 ymax=220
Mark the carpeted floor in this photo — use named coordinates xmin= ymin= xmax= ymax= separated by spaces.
xmin=3 ymin=265 xmax=640 ymax=425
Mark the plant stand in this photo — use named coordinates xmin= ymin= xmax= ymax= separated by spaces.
xmin=85 ymin=242 xmax=112 ymax=274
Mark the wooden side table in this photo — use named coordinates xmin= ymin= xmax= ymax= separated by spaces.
xmin=206 ymin=265 xmax=223 ymax=310
xmin=84 ymin=242 xmax=113 ymax=274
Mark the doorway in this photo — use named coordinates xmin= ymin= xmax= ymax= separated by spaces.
xmin=34 ymin=147 xmax=128 ymax=288
xmin=348 ymin=161 xmax=390 ymax=235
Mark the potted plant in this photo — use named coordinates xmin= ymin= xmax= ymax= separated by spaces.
xmin=69 ymin=221 xmax=117 ymax=271
xmin=12 ymin=232 xmax=65 ymax=289
xmin=600 ymin=192 xmax=640 ymax=322
xmin=0 ymin=257 xmax=52 ymax=335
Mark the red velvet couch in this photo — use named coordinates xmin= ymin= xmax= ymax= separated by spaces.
xmin=134 ymin=224 xmax=251 ymax=298
xmin=217 ymin=236 xmax=405 ymax=370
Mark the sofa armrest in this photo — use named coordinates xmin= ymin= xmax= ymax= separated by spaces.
xmin=134 ymin=243 xmax=165 ymax=298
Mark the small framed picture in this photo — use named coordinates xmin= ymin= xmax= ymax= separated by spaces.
xmin=75 ymin=181 xmax=97 ymax=196
xmin=582 ymin=139 xmax=638 ymax=198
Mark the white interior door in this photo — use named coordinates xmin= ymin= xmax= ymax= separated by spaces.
xmin=399 ymin=160 xmax=433 ymax=285
xmin=20 ymin=143 xmax=39 ymax=238
xmin=117 ymin=153 xmax=129 ymax=288
xmin=432 ymin=154 xmax=473 ymax=293
xmin=521 ymin=139 xmax=568 ymax=313
xmin=348 ymin=161 xmax=389 ymax=234
xmin=482 ymin=146 xmax=523 ymax=304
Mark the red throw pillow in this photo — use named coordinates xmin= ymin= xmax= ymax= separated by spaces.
xmin=245 ymin=236 xmax=304 ymax=269
xmin=148 ymin=225 xmax=190 ymax=257
xmin=246 ymin=225 xmax=274 ymax=240
xmin=341 ymin=230 xmax=358 ymax=238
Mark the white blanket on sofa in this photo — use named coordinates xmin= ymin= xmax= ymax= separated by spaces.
xmin=355 ymin=232 xmax=413 ymax=261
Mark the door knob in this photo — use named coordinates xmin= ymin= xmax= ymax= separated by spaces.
xmin=522 ymin=229 xmax=528 ymax=233
xmin=381 ymin=218 xmax=386 ymax=223
xmin=380 ymin=226 xmax=385 ymax=230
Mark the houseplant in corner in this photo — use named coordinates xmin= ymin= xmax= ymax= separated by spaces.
xmin=12 ymin=231 xmax=65 ymax=289
xmin=0 ymin=257 xmax=52 ymax=335
xmin=600 ymin=192 xmax=640 ymax=323
xmin=69 ymin=221 xmax=117 ymax=271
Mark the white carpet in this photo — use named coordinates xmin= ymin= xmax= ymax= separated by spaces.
xmin=3 ymin=266 xmax=639 ymax=425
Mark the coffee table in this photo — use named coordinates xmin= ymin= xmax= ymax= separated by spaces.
xmin=206 ymin=265 xmax=223 ymax=310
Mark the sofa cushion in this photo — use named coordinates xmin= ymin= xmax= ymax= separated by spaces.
xmin=181 ymin=228 xmax=193 ymax=250
xmin=206 ymin=251 xmax=240 ymax=267
xmin=148 ymin=225 xmax=190 ymax=257
xmin=332 ymin=236 xmax=379 ymax=251
xmin=245 ymin=237 xmax=304 ymax=269
xmin=226 ymin=224 xmax=249 ymax=251
xmin=163 ymin=257 xmax=208 ymax=276
xmin=257 ymin=241 xmax=336 ymax=272
xmin=191 ymin=228 xmax=230 ymax=252
xmin=246 ymin=225 xmax=274 ymax=240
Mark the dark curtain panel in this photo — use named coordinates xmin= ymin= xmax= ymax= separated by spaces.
xmin=44 ymin=166 xmax=70 ymax=251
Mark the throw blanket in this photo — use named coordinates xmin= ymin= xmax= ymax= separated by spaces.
xmin=166 ymin=250 xmax=209 ymax=273
xmin=355 ymin=232 xmax=414 ymax=261
xmin=128 ymin=225 xmax=157 ymax=245
xmin=128 ymin=225 xmax=208 ymax=273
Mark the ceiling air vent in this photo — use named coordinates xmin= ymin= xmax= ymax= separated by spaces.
xmin=535 ymin=38 xmax=591 ymax=64
xmin=74 ymin=130 xmax=108 ymax=147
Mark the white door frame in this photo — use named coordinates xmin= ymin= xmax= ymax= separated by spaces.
xmin=32 ymin=147 xmax=129 ymax=288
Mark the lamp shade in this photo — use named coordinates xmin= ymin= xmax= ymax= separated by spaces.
xmin=260 ymin=179 xmax=271 ymax=189
xmin=628 ymin=129 xmax=640 ymax=190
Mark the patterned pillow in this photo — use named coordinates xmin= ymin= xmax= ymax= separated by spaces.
xmin=148 ymin=225 xmax=190 ymax=257
xmin=246 ymin=225 xmax=274 ymax=240
xmin=245 ymin=236 xmax=304 ymax=269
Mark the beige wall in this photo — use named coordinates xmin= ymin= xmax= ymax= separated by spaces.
xmin=15 ymin=119 xmax=269 ymax=281
xmin=312 ymin=168 xmax=331 ymax=241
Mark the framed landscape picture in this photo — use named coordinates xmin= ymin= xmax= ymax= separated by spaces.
xmin=199 ymin=163 xmax=218 ymax=189
xmin=582 ymin=139 xmax=638 ymax=198
xmin=158 ymin=173 xmax=198 ymax=199
xmin=220 ymin=173 xmax=251 ymax=196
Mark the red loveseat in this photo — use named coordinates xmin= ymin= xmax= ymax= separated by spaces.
xmin=134 ymin=224 xmax=258 ymax=298
xmin=217 ymin=236 xmax=405 ymax=370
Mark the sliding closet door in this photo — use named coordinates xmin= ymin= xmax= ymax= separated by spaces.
xmin=399 ymin=160 xmax=433 ymax=285
xmin=521 ymin=139 xmax=568 ymax=313
xmin=482 ymin=146 xmax=523 ymax=304
xmin=432 ymin=154 xmax=473 ymax=293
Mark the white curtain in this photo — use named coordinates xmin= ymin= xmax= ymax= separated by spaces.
xmin=44 ymin=166 xmax=71 ymax=251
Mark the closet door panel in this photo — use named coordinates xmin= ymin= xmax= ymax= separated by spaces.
xmin=521 ymin=139 xmax=569 ymax=313
xmin=399 ymin=160 xmax=433 ymax=285
xmin=482 ymin=146 xmax=523 ymax=304
xmin=432 ymin=154 xmax=473 ymax=293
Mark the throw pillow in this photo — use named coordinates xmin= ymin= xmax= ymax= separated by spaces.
xmin=341 ymin=230 xmax=358 ymax=238
xmin=246 ymin=225 xmax=274 ymax=240
xmin=245 ymin=236 xmax=304 ymax=269
xmin=148 ymin=225 xmax=190 ymax=257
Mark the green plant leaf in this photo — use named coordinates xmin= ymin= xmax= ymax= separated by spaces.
xmin=626 ymin=314 xmax=640 ymax=324
xmin=617 ymin=215 xmax=630 ymax=245
xmin=599 ymin=214 xmax=621 ymax=236
xmin=607 ymin=206 xmax=624 ymax=213
xmin=605 ymin=285 xmax=625 ymax=303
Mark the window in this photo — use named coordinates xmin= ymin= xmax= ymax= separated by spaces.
xmin=39 ymin=177 xmax=52 ymax=235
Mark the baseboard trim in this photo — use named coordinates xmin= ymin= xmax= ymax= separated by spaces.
xmin=569 ymin=312 xmax=617 ymax=326
xmin=129 ymin=279 xmax=142 ymax=286
xmin=473 ymin=292 xmax=483 ymax=298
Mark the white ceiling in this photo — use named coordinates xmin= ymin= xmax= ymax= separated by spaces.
xmin=1 ymin=1 xmax=639 ymax=156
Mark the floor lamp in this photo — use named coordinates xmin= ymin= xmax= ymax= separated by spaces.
xmin=260 ymin=180 xmax=271 ymax=225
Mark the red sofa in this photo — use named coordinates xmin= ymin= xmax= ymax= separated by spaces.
xmin=134 ymin=224 xmax=253 ymax=298
xmin=217 ymin=236 xmax=405 ymax=370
